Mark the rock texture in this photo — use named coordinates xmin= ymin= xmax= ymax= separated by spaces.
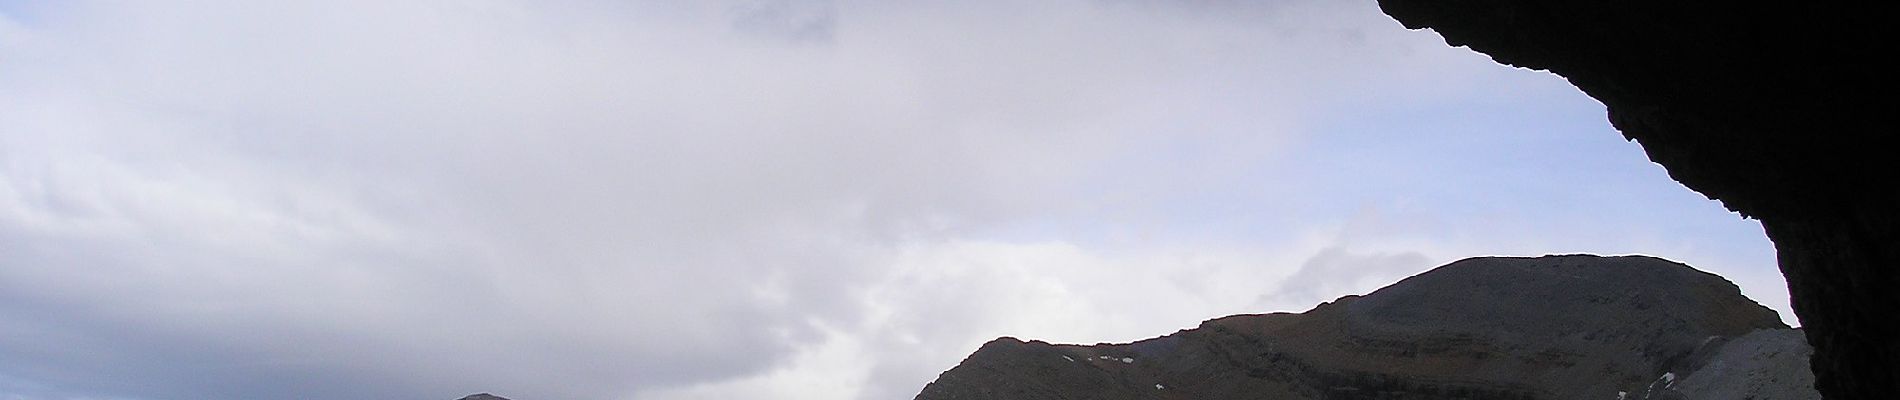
xmin=1671 ymin=329 xmax=1817 ymax=400
xmin=1373 ymin=2 xmax=1896 ymax=398
xmin=914 ymin=255 xmax=1814 ymax=400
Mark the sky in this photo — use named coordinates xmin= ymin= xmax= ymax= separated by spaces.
xmin=0 ymin=1 xmax=1789 ymax=399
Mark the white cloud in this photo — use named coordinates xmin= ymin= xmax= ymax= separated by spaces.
xmin=638 ymin=238 xmax=1309 ymax=400
xmin=0 ymin=1 xmax=1787 ymax=400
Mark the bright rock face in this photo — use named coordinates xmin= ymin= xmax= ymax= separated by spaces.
xmin=913 ymin=255 xmax=1814 ymax=400
xmin=1373 ymin=2 xmax=1897 ymax=398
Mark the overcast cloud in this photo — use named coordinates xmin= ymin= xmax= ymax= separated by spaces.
xmin=0 ymin=1 xmax=1786 ymax=399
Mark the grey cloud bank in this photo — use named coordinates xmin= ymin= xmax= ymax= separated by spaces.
xmin=0 ymin=1 xmax=1783 ymax=400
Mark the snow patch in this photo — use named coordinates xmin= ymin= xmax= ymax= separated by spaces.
xmin=1062 ymin=355 xmax=1075 ymax=362
xmin=1120 ymin=357 xmax=1134 ymax=364
xmin=1155 ymin=384 xmax=1165 ymax=390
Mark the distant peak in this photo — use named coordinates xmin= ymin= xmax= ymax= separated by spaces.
xmin=915 ymin=255 xmax=1804 ymax=400
xmin=457 ymin=393 xmax=511 ymax=400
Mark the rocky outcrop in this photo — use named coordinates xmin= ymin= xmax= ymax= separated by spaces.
xmin=1670 ymin=329 xmax=1817 ymax=400
xmin=455 ymin=394 xmax=511 ymax=400
xmin=914 ymin=255 xmax=1813 ymax=400
xmin=1373 ymin=2 xmax=1896 ymax=398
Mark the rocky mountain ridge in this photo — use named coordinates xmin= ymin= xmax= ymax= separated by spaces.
xmin=914 ymin=255 xmax=1815 ymax=400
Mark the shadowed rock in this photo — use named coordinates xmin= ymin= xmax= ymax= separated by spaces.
xmin=1374 ymin=2 xmax=1897 ymax=398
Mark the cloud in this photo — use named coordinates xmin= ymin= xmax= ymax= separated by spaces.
xmin=640 ymin=238 xmax=1307 ymax=400
xmin=0 ymin=1 xmax=1787 ymax=400
xmin=1267 ymin=247 xmax=1434 ymax=308
xmin=729 ymin=0 xmax=837 ymax=43
xmin=0 ymin=1 xmax=1445 ymax=398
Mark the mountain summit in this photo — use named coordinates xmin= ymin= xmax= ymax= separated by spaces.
xmin=914 ymin=255 xmax=1815 ymax=400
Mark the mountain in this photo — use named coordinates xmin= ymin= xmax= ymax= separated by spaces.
xmin=913 ymin=255 xmax=1816 ymax=400
xmin=456 ymin=394 xmax=511 ymax=400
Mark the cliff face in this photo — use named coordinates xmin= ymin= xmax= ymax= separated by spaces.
xmin=915 ymin=255 xmax=1810 ymax=400
xmin=1373 ymin=2 xmax=1896 ymax=398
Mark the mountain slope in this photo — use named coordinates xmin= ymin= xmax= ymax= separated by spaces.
xmin=913 ymin=255 xmax=1813 ymax=400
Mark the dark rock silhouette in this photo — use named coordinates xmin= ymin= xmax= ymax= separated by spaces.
xmin=1374 ymin=2 xmax=1896 ymax=398
xmin=914 ymin=255 xmax=1814 ymax=400
xmin=456 ymin=394 xmax=510 ymax=400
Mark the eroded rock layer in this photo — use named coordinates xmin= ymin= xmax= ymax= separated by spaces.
xmin=1373 ymin=2 xmax=1897 ymax=398
xmin=915 ymin=255 xmax=1812 ymax=400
